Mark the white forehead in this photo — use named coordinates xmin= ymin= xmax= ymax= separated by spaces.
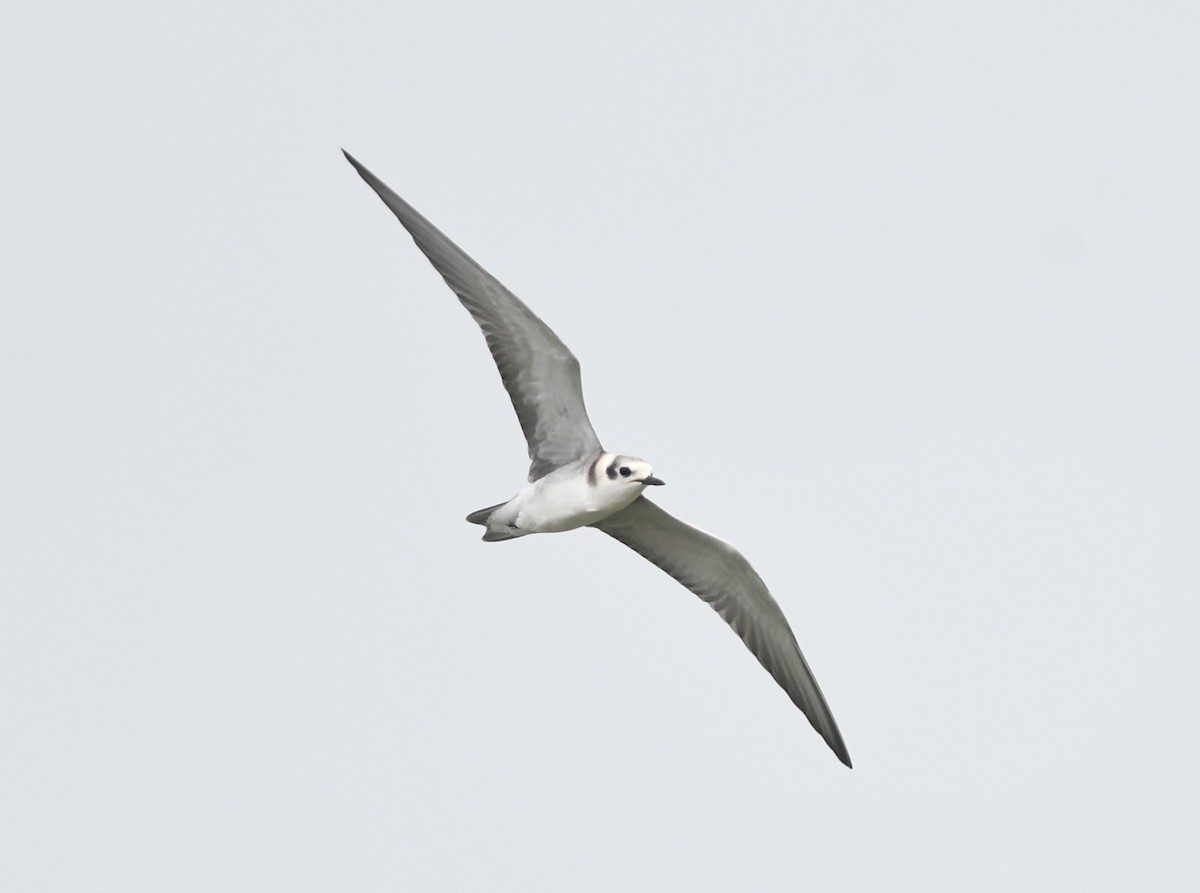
xmin=603 ymin=454 xmax=651 ymax=479
xmin=610 ymin=454 xmax=649 ymax=468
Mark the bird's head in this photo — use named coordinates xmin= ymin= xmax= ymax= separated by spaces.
xmin=604 ymin=455 xmax=665 ymax=489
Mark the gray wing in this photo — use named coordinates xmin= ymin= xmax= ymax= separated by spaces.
xmin=594 ymin=497 xmax=852 ymax=767
xmin=344 ymin=151 xmax=602 ymax=481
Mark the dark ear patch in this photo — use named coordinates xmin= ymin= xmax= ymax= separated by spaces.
xmin=606 ymin=460 xmax=620 ymax=480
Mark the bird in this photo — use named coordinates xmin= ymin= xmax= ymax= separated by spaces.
xmin=344 ymin=151 xmax=852 ymax=767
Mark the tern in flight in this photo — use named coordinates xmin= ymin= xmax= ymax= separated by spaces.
xmin=345 ymin=151 xmax=852 ymax=767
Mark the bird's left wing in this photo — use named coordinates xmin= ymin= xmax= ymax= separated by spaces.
xmin=344 ymin=151 xmax=602 ymax=481
xmin=593 ymin=496 xmax=852 ymax=767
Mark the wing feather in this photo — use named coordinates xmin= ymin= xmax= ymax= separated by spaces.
xmin=345 ymin=151 xmax=601 ymax=480
xmin=594 ymin=497 xmax=852 ymax=767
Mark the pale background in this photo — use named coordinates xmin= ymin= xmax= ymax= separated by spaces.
xmin=3 ymin=2 xmax=1198 ymax=890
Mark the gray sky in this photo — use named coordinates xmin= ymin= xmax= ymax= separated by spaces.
xmin=3 ymin=2 xmax=1198 ymax=890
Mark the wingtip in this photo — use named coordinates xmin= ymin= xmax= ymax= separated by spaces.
xmin=341 ymin=150 xmax=394 ymax=202
xmin=826 ymin=731 xmax=853 ymax=768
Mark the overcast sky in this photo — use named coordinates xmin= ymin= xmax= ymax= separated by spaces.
xmin=3 ymin=2 xmax=1198 ymax=890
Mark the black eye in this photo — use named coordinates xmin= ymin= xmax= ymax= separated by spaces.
xmin=619 ymin=466 xmax=631 ymax=477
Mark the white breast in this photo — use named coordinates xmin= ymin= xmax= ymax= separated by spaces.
xmin=514 ymin=460 xmax=641 ymax=533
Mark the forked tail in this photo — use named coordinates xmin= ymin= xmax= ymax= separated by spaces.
xmin=466 ymin=502 xmax=524 ymax=542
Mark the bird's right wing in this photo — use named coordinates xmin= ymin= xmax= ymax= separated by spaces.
xmin=593 ymin=496 xmax=852 ymax=767
xmin=345 ymin=151 xmax=602 ymax=481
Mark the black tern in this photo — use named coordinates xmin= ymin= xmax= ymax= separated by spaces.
xmin=345 ymin=151 xmax=852 ymax=767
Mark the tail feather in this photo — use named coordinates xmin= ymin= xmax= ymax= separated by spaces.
xmin=466 ymin=502 xmax=506 ymax=526
xmin=482 ymin=528 xmax=522 ymax=542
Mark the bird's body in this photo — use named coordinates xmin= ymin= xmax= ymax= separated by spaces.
xmin=345 ymin=150 xmax=853 ymax=767
xmin=475 ymin=451 xmax=662 ymax=540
